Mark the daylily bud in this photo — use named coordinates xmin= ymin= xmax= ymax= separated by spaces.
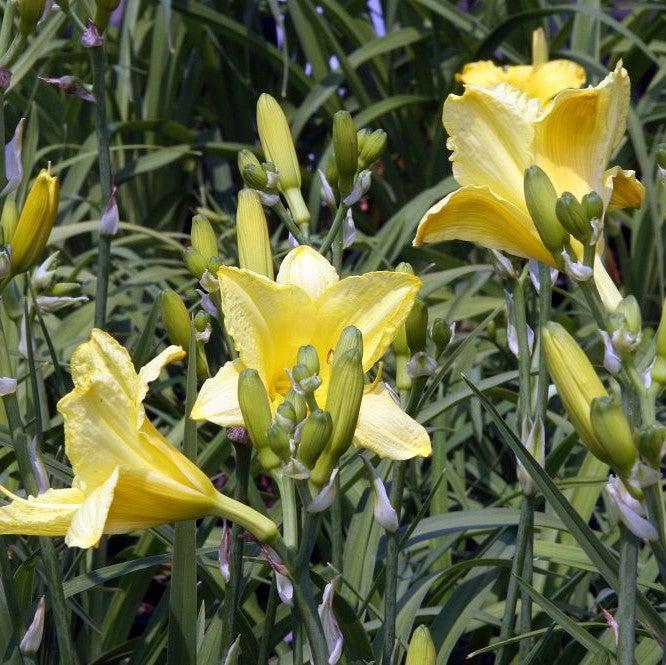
xmin=332 ymin=325 xmax=363 ymax=360
xmin=637 ymin=424 xmax=666 ymax=469
xmin=311 ymin=347 xmax=364 ymax=488
xmin=291 ymin=363 xmax=321 ymax=394
xmin=10 ymin=169 xmax=59 ymax=276
xmin=183 ymin=247 xmax=207 ymax=279
xmin=430 ymin=317 xmax=452 ymax=355
xmin=298 ymin=409 xmax=333 ymax=468
xmin=333 ymin=110 xmax=358 ymax=196
xmin=236 ymin=188 xmax=274 ymax=279
xmin=297 ymin=345 xmax=320 ymax=376
xmin=238 ymin=369 xmax=281 ymax=470
xmin=556 ymin=192 xmax=591 ymax=244
xmin=406 ymin=625 xmax=436 ymax=665
xmin=275 ymin=401 xmax=296 ymax=431
xmin=1 ymin=196 xmax=18 ymax=244
xmin=20 ymin=596 xmax=46 ymax=656
xmin=524 ymin=165 xmax=568 ymax=254
xmin=160 ymin=290 xmax=191 ymax=350
xmin=286 ymin=388 xmax=307 ymax=423
xmin=358 ymin=128 xmax=387 ymax=170
xmin=194 ymin=310 xmax=210 ymax=333
xmin=615 ymin=295 xmax=641 ymax=340
xmin=589 ymin=396 xmax=637 ymax=477
xmin=256 ymin=93 xmax=310 ymax=228
xmin=267 ymin=422 xmax=291 ymax=461
xmin=406 ymin=298 xmax=428 ymax=353
xmin=51 ymin=282 xmax=81 ymax=296
xmin=542 ymin=322 xmax=610 ymax=464
xmin=18 ymin=0 xmax=45 ymax=35
xmin=191 ymin=214 xmax=218 ymax=263
xmin=582 ymin=191 xmax=604 ymax=224
xmin=370 ymin=466 xmax=399 ymax=532
xmin=238 ymin=149 xmax=268 ymax=188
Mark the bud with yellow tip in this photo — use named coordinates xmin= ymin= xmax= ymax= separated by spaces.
xmin=236 ymin=188 xmax=274 ymax=279
xmin=10 ymin=169 xmax=59 ymax=276
xmin=238 ymin=369 xmax=281 ymax=470
xmin=524 ymin=165 xmax=568 ymax=255
xmin=333 ymin=110 xmax=358 ymax=196
xmin=183 ymin=247 xmax=207 ymax=279
xmin=589 ymin=396 xmax=637 ymax=477
xmin=406 ymin=625 xmax=436 ymax=665
xmin=238 ymin=149 xmax=270 ymax=190
xmin=191 ymin=214 xmax=218 ymax=264
xmin=542 ymin=322 xmax=610 ymax=464
xmin=256 ymin=93 xmax=310 ymax=228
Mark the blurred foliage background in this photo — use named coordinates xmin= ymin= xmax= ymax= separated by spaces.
xmin=1 ymin=0 xmax=666 ymax=663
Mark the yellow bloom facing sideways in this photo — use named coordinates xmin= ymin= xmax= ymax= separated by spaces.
xmin=0 ymin=330 xmax=278 ymax=547
xmin=192 ymin=245 xmax=431 ymax=460
xmin=415 ymin=63 xmax=645 ymax=311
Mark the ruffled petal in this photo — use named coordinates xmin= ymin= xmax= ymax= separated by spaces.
xmin=605 ymin=167 xmax=644 ymax=211
xmin=457 ymin=60 xmax=585 ymax=104
xmin=353 ymin=383 xmax=431 ymax=459
xmin=534 ymin=63 xmax=630 ymax=202
xmin=276 ymin=245 xmax=339 ymax=300
xmin=65 ymin=469 xmax=119 ymax=548
xmin=0 ymin=486 xmax=83 ymax=537
xmin=443 ymin=83 xmax=538 ymax=209
xmin=138 ymin=345 xmax=186 ymax=403
xmin=217 ymin=266 xmax=316 ymax=393
xmin=191 ymin=359 xmax=245 ymax=427
xmin=315 ymin=272 xmax=421 ymax=374
xmin=413 ymin=185 xmax=553 ymax=264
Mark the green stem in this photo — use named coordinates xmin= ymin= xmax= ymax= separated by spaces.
xmin=331 ymin=474 xmax=343 ymax=571
xmin=518 ymin=495 xmax=535 ymax=661
xmin=617 ymin=525 xmax=639 ymax=665
xmin=383 ymin=460 xmax=406 ymax=665
xmin=272 ymin=200 xmax=306 ymax=245
xmin=319 ymin=203 xmax=348 ymax=257
xmin=512 ymin=276 xmax=531 ymax=418
xmin=0 ymin=2 xmax=16 ymax=57
xmin=90 ymin=43 xmax=114 ymax=329
xmin=275 ymin=472 xmax=298 ymax=550
xmin=535 ymin=263 xmax=552 ymax=420
xmin=257 ymin=576 xmax=278 ymax=665
xmin=644 ymin=482 xmax=666 ymax=583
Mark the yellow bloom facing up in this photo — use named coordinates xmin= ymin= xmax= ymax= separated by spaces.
xmin=192 ymin=245 xmax=432 ymax=460
xmin=0 ymin=330 xmax=278 ymax=547
xmin=415 ymin=63 xmax=645 ymax=312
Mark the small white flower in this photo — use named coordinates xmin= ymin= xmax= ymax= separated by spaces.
xmin=599 ymin=330 xmax=621 ymax=375
xmin=36 ymin=296 xmax=88 ymax=313
xmin=257 ymin=190 xmax=280 ymax=207
xmin=32 ymin=252 xmax=59 ymax=291
xmin=100 ymin=187 xmax=119 ymax=236
xmin=196 ymin=324 xmax=212 ymax=343
xmin=368 ymin=463 xmax=399 ymax=532
xmin=561 ymin=250 xmax=593 ymax=282
xmin=2 ymin=118 xmax=25 ymax=197
xmin=318 ymin=577 xmax=343 ymax=664
xmin=318 ymin=169 xmax=336 ymax=208
xmin=606 ymin=475 xmax=658 ymax=541
xmin=0 ymin=376 xmax=17 ymax=396
xmin=20 ymin=596 xmax=46 ymax=656
xmin=195 ymin=289 xmax=218 ymax=317
xmin=343 ymin=170 xmax=371 ymax=206
xmin=342 ymin=209 xmax=356 ymax=249
xmin=288 ymin=232 xmax=299 ymax=248
xmin=491 ymin=250 xmax=516 ymax=278
xmin=276 ymin=572 xmax=294 ymax=607
xmin=218 ymin=522 xmax=232 ymax=582
xmin=405 ymin=351 xmax=437 ymax=378
xmin=308 ymin=468 xmax=339 ymax=513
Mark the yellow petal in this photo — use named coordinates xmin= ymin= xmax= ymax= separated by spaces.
xmin=138 ymin=345 xmax=186 ymax=404
xmin=534 ymin=63 xmax=630 ymax=202
xmin=457 ymin=60 xmax=585 ymax=105
xmin=217 ymin=265 xmax=316 ymax=395
xmin=191 ymin=359 xmax=245 ymax=426
xmin=443 ymin=83 xmax=538 ymax=209
xmin=413 ymin=185 xmax=553 ymax=264
xmin=315 ymin=272 xmax=421 ymax=374
xmin=594 ymin=255 xmax=622 ymax=312
xmin=65 ymin=469 xmax=119 ymax=548
xmin=605 ymin=167 xmax=644 ymax=211
xmin=354 ymin=383 xmax=431 ymax=459
xmin=276 ymin=245 xmax=339 ymax=300
xmin=0 ymin=486 xmax=83 ymax=537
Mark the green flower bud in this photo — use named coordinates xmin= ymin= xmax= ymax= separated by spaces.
xmin=183 ymin=247 xmax=207 ymax=279
xmin=582 ymin=191 xmax=604 ymax=222
xmin=267 ymin=422 xmax=291 ymax=461
xmin=236 ymin=188 xmax=274 ymax=279
xmin=531 ymin=27 xmax=548 ymax=65
xmin=310 ymin=348 xmax=364 ymax=487
xmin=637 ymin=424 xmax=666 ymax=469
xmin=297 ymin=345 xmax=319 ymax=376
xmin=93 ymin=0 xmax=121 ymax=30
xmin=358 ymin=129 xmax=387 ymax=170
xmin=193 ymin=311 xmax=210 ymax=333
xmin=51 ymin=282 xmax=81 ymax=296
xmin=524 ymin=165 xmax=568 ymax=254
xmin=160 ymin=290 xmax=191 ymax=351
xmin=589 ymin=396 xmax=637 ymax=477
xmin=238 ymin=149 xmax=267 ymax=188
xmin=615 ymin=295 xmax=641 ymax=339
xmin=18 ymin=0 xmax=46 ymax=34
xmin=191 ymin=214 xmax=218 ymax=263
xmin=276 ymin=401 xmax=296 ymax=431
xmin=430 ymin=317 xmax=452 ymax=354
xmin=333 ymin=110 xmax=358 ymax=195
xmin=1 ymin=196 xmax=18 ymax=245
xmin=325 ymin=154 xmax=338 ymax=192
xmin=298 ymin=409 xmax=333 ymax=468
xmin=285 ymin=388 xmax=307 ymax=423
xmin=406 ymin=626 xmax=436 ymax=665
xmin=406 ymin=298 xmax=428 ymax=353
xmin=556 ymin=191 xmax=590 ymax=244
xmin=238 ymin=369 xmax=281 ymax=470
xmin=333 ymin=325 xmax=363 ymax=360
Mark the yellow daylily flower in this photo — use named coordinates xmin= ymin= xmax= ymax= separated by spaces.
xmin=456 ymin=59 xmax=586 ymax=106
xmin=414 ymin=63 xmax=644 ymax=311
xmin=192 ymin=245 xmax=432 ymax=460
xmin=0 ymin=330 xmax=278 ymax=548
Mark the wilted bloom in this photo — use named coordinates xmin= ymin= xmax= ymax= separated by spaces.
xmin=0 ymin=330 xmax=278 ymax=546
xmin=414 ymin=63 xmax=644 ymax=312
xmin=10 ymin=168 xmax=59 ymax=276
xmin=318 ymin=577 xmax=343 ymax=664
xmin=192 ymin=246 xmax=431 ymax=462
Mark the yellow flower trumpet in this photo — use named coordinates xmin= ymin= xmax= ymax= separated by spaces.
xmin=0 ymin=330 xmax=278 ymax=547
xmin=414 ymin=62 xmax=644 ymax=311
xmin=192 ymin=245 xmax=431 ymax=461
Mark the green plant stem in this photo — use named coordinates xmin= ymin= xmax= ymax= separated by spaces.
xmin=644 ymin=482 xmax=666 ymax=583
xmin=535 ymin=263 xmax=552 ymax=418
xmin=383 ymin=460 xmax=406 ymax=665
xmin=0 ymin=2 xmax=16 ymax=56
xmin=331 ymin=475 xmax=343 ymax=571
xmin=497 ymin=494 xmax=533 ymax=665
xmin=220 ymin=440 xmax=252 ymax=655
xmin=617 ymin=524 xmax=639 ymax=665
xmin=319 ymin=203 xmax=348 ymax=257
xmin=272 ymin=200 xmax=306 ymax=245
xmin=518 ymin=495 xmax=535 ymax=661
xmin=512 ymin=276 xmax=531 ymax=418
xmin=90 ymin=43 xmax=114 ymax=329
xmin=257 ymin=576 xmax=278 ymax=665
xmin=275 ymin=472 xmax=298 ymax=550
